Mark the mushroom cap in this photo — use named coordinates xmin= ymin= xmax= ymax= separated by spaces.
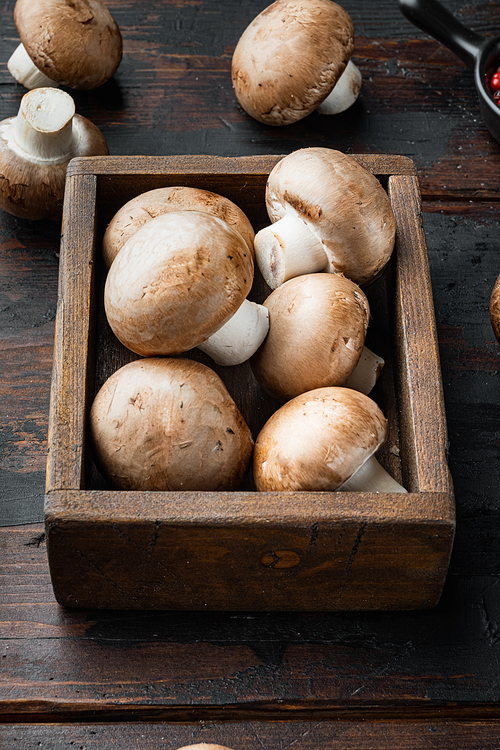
xmin=104 ymin=210 xmax=254 ymax=356
xmin=253 ymin=386 xmax=388 ymax=492
xmin=14 ymin=0 xmax=122 ymax=89
xmin=102 ymin=186 xmax=256 ymax=268
xmin=176 ymin=746 xmax=235 ymax=750
xmin=491 ymin=273 xmax=500 ymax=344
xmin=89 ymin=357 xmax=254 ymax=492
xmin=265 ymin=147 xmax=396 ymax=286
xmin=231 ymin=0 xmax=354 ymax=126
xmin=251 ymin=273 xmax=370 ymax=401
xmin=0 ymin=109 xmax=108 ymax=220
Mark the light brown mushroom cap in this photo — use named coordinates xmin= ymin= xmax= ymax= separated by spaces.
xmin=104 ymin=210 xmax=254 ymax=356
xmin=89 ymin=357 xmax=254 ymax=492
xmin=0 ymin=88 xmax=108 ymax=220
xmin=251 ymin=273 xmax=370 ymax=401
xmin=176 ymin=746 xmax=236 ymax=750
xmin=490 ymin=273 xmax=500 ymax=344
xmin=264 ymin=147 xmax=396 ymax=286
xmin=253 ymin=386 xmax=388 ymax=492
xmin=13 ymin=0 xmax=122 ymax=89
xmin=231 ymin=0 xmax=354 ymax=126
xmin=102 ymin=186 xmax=256 ymax=268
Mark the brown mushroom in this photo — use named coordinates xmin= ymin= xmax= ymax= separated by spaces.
xmin=231 ymin=0 xmax=361 ymax=126
xmin=89 ymin=357 xmax=254 ymax=492
xmin=254 ymin=147 xmax=396 ymax=288
xmin=251 ymin=273 xmax=385 ymax=401
xmin=0 ymin=87 xmax=108 ymax=220
xmin=176 ymin=746 xmax=235 ymax=750
xmin=102 ymin=186 xmax=256 ymax=268
xmin=253 ymin=386 xmax=407 ymax=493
xmin=104 ymin=210 xmax=255 ymax=357
xmin=8 ymin=0 xmax=122 ymax=90
xmin=490 ymin=273 xmax=500 ymax=343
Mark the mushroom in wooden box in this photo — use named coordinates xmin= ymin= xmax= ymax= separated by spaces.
xmin=253 ymin=386 xmax=407 ymax=493
xmin=251 ymin=272 xmax=384 ymax=400
xmin=254 ymin=147 xmax=396 ymax=289
xmin=89 ymin=358 xmax=254 ymax=492
xmin=104 ymin=210 xmax=269 ymax=366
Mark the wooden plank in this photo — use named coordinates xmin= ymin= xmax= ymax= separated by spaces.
xmin=3 ymin=721 xmax=500 ymax=747
xmin=2 ymin=721 xmax=500 ymax=748
xmin=389 ymin=175 xmax=453 ymax=494
xmin=2 ymin=525 xmax=500 ymax=714
xmin=45 ymin=174 xmax=98 ymax=492
xmin=44 ymin=489 xmax=454 ymax=611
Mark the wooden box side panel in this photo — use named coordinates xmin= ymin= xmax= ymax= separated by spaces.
xmin=45 ymin=490 xmax=454 ymax=611
xmin=389 ymin=174 xmax=454 ymax=497
xmin=45 ymin=173 xmax=98 ymax=494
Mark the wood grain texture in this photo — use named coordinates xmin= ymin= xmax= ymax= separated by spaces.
xmin=2 ymin=524 xmax=500 ymax=716
xmin=2 ymin=721 xmax=500 ymax=747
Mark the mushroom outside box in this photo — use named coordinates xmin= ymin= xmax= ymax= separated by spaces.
xmin=44 ymin=154 xmax=455 ymax=612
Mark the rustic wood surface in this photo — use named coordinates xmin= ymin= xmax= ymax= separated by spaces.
xmin=2 ymin=0 xmax=500 ymax=744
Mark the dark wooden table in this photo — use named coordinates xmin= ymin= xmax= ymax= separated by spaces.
xmin=2 ymin=0 xmax=500 ymax=746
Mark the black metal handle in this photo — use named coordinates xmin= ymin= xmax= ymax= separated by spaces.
xmin=398 ymin=0 xmax=485 ymax=68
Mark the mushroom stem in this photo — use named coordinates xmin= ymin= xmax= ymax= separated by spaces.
xmin=343 ymin=346 xmax=385 ymax=395
xmin=337 ymin=453 xmax=407 ymax=493
xmin=7 ymin=43 xmax=58 ymax=90
xmin=316 ymin=60 xmax=362 ymax=115
xmin=11 ymin=88 xmax=76 ymax=161
xmin=197 ymin=299 xmax=270 ymax=366
xmin=254 ymin=214 xmax=327 ymax=289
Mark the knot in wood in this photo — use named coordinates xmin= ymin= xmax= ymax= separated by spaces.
xmin=260 ymin=549 xmax=301 ymax=569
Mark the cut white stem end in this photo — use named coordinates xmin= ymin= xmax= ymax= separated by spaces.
xmin=11 ymin=88 xmax=76 ymax=162
xmin=197 ymin=298 xmax=270 ymax=366
xmin=343 ymin=346 xmax=385 ymax=395
xmin=8 ymin=43 xmax=59 ymax=90
xmin=316 ymin=60 xmax=362 ymax=115
xmin=337 ymin=453 xmax=407 ymax=493
xmin=254 ymin=214 xmax=327 ymax=289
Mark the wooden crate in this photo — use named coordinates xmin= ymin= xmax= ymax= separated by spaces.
xmin=44 ymin=154 xmax=455 ymax=611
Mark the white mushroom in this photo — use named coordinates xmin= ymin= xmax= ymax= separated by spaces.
xmin=254 ymin=147 xmax=396 ymax=288
xmin=0 ymin=87 xmax=108 ymax=220
xmin=253 ymin=386 xmax=407 ymax=493
xmin=231 ymin=0 xmax=361 ymax=126
xmin=89 ymin=357 xmax=254 ymax=492
xmin=251 ymin=273 xmax=383 ymax=400
xmin=8 ymin=0 xmax=122 ymax=90
xmin=104 ymin=210 xmax=269 ymax=364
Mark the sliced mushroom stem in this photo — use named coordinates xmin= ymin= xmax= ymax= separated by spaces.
xmin=12 ymin=87 xmax=76 ymax=162
xmin=337 ymin=453 xmax=407 ymax=493
xmin=316 ymin=60 xmax=362 ymax=115
xmin=197 ymin=298 xmax=270 ymax=366
xmin=343 ymin=346 xmax=385 ymax=395
xmin=254 ymin=214 xmax=327 ymax=289
xmin=7 ymin=43 xmax=59 ymax=90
